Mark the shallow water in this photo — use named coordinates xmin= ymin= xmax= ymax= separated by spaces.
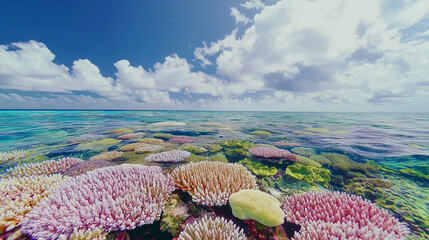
xmin=1 ymin=110 xmax=428 ymax=239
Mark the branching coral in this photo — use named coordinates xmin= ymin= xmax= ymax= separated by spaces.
xmin=21 ymin=165 xmax=175 ymax=239
xmin=281 ymin=191 xmax=409 ymax=239
xmin=145 ymin=150 xmax=191 ymax=162
xmin=171 ymin=161 xmax=257 ymax=206
xmin=0 ymin=150 xmax=29 ymax=166
xmin=139 ymin=138 xmax=165 ymax=145
xmin=59 ymin=227 xmax=107 ymax=240
xmin=119 ymin=142 xmax=149 ymax=151
xmin=117 ymin=132 xmax=145 ymax=140
xmin=4 ymin=157 xmax=83 ymax=178
xmin=249 ymin=147 xmax=296 ymax=161
xmin=89 ymin=151 xmax=123 ymax=161
xmin=135 ymin=144 xmax=165 ymax=153
xmin=63 ymin=160 xmax=115 ymax=176
xmin=178 ymin=215 xmax=246 ymax=240
xmin=0 ymin=174 xmax=69 ymax=233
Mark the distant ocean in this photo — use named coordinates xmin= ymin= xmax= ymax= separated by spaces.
xmin=1 ymin=110 xmax=428 ymax=239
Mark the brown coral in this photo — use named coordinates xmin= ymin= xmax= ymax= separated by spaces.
xmin=89 ymin=151 xmax=123 ymax=161
xmin=171 ymin=161 xmax=257 ymax=206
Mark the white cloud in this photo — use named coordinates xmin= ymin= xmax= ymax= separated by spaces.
xmin=195 ymin=0 xmax=429 ymax=106
xmin=241 ymin=0 xmax=265 ymax=9
xmin=230 ymin=7 xmax=252 ymax=25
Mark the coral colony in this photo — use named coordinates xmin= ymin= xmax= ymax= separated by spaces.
xmin=0 ymin=121 xmax=414 ymax=240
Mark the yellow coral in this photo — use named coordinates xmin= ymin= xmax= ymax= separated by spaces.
xmin=0 ymin=175 xmax=69 ymax=233
xmin=229 ymin=189 xmax=285 ymax=226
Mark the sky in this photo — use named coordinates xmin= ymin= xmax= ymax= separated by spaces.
xmin=0 ymin=0 xmax=429 ymax=112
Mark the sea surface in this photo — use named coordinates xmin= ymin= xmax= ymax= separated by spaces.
xmin=1 ymin=110 xmax=428 ymax=239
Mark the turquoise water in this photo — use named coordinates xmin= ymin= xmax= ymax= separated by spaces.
xmin=1 ymin=110 xmax=428 ymax=239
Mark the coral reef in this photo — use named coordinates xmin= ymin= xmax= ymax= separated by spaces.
xmin=62 ymin=227 xmax=107 ymax=240
xmin=249 ymin=147 xmax=295 ymax=161
xmin=291 ymin=147 xmax=316 ymax=157
xmin=135 ymin=144 xmax=165 ymax=153
xmin=145 ymin=150 xmax=191 ymax=162
xmin=119 ymin=142 xmax=149 ymax=151
xmin=274 ymin=141 xmax=302 ymax=146
xmin=63 ymin=159 xmax=115 ymax=176
xmin=76 ymin=138 xmax=121 ymax=151
xmin=169 ymin=136 xmax=196 ymax=144
xmin=285 ymin=164 xmax=331 ymax=187
xmin=159 ymin=194 xmax=189 ymax=237
xmin=0 ymin=150 xmax=29 ymax=166
xmin=229 ymin=189 xmax=285 ymax=226
xmin=0 ymin=174 xmax=69 ymax=233
xmin=309 ymin=154 xmax=332 ymax=166
xmin=150 ymin=121 xmax=186 ymax=127
xmin=177 ymin=215 xmax=246 ymax=240
xmin=67 ymin=134 xmax=104 ymax=144
xmin=206 ymin=144 xmax=223 ymax=153
xmin=139 ymin=138 xmax=165 ymax=145
xmin=342 ymin=177 xmax=392 ymax=201
xmin=4 ymin=157 xmax=83 ymax=178
xmin=152 ymin=133 xmax=174 ymax=139
xmin=294 ymin=155 xmax=322 ymax=168
xmin=172 ymin=161 xmax=257 ymax=206
xmin=89 ymin=151 xmax=123 ymax=161
xmin=117 ymin=132 xmax=145 ymax=140
xmin=322 ymin=153 xmax=367 ymax=172
xmin=179 ymin=144 xmax=207 ymax=154
xmin=282 ymin=191 xmax=410 ymax=239
xmin=221 ymin=140 xmax=254 ymax=150
xmin=21 ymin=165 xmax=175 ymax=239
xmin=239 ymin=159 xmax=277 ymax=177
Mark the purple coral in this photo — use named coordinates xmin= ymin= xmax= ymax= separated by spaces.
xmin=249 ymin=147 xmax=295 ymax=161
xmin=21 ymin=165 xmax=175 ymax=239
xmin=281 ymin=191 xmax=409 ymax=239
xmin=145 ymin=150 xmax=191 ymax=162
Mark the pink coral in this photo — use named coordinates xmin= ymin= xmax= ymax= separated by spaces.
xmin=21 ymin=165 xmax=175 ymax=240
xmin=169 ymin=136 xmax=196 ymax=144
xmin=249 ymin=147 xmax=295 ymax=160
xmin=281 ymin=191 xmax=409 ymax=240
xmin=145 ymin=150 xmax=191 ymax=162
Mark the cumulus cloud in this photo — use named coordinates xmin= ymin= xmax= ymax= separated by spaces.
xmin=230 ymin=7 xmax=252 ymax=25
xmin=196 ymin=0 xmax=429 ymax=106
xmin=241 ymin=0 xmax=265 ymax=10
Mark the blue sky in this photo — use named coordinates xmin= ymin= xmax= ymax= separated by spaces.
xmin=1 ymin=0 xmax=429 ymax=111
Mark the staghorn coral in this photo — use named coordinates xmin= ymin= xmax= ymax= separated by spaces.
xmin=119 ymin=142 xmax=149 ymax=151
xmin=0 ymin=150 xmax=29 ymax=165
xmin=169 ymin=136 xmax=196 ymax=144
xmin=135 ymin=144 xmax=165 ymax=153
xmin=281 ymin=191 xmax=409 ymax=240
xmin=63 ymin=160 xmax=115 ymax=176
xmin=89 ymin=151 xmax=123 ymax=161
xmin=145 ymin=150 xmax=191 ymax=162
xmin=117 ymin=132 xmax=145 ymax=140
xmin=249 ymin=147 xmax=295 ymax=161
xmin=178 ymin=215 xmax=246 ymax=240
xmin=150 ymin=121 xmax=186 ymax=127
xmin=4 ymin=157 xmax=83 ymax=178
xmin=171 ymin=161 xmax=257 ymax=206
xmin=21 ymin=165 xmax=175 ymax=240
xmin=0 ymin=174 xmax=69 ymax=233
xmin=60 ymin=227 xmax=108 ymax=240
xmin=139 ymin=137 xmax=165 ymax=145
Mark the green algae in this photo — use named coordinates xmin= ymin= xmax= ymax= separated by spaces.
xmin=207 ymin=144 xmax=223 ymax=153
xmin=310 ymin=155 xmax=332 ymax=166
xmin=221 ymin=140 xmax=255 ymax=150
xmin=153 ymin=133 xmax=174 ymax=139
xmin=239 ymin=158 xmax=277 ymax=177
xmin=225 ymin=148 xmax=251 ymax=160
xmin=179 ymin=144 xmax=207 ymax=154
xmin=286 ymin=163 xmax=331 ymax=187
xmin=294 ymin=155 xmax=322 ymax=168
xmin=304 ymin=127 xmax=330 ymax=133
xmin=321 ymin=152 xmax=367 ymax=172
xmin=251 ymin=130 xmax=271 ymax=136
xmin=208 ymin=153 xmax=228 ymax=163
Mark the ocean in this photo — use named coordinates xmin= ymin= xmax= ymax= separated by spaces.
xmin=1 ymin=110 xmax=428 ymax=239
